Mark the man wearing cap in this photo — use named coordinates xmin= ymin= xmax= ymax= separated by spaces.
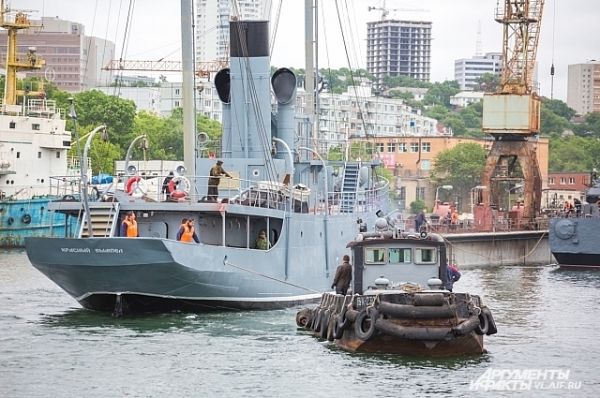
xmin=208 ymin=160 xmax=231 ymax=201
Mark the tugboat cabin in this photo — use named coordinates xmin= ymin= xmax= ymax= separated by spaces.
xmin=347 ymin=230 xmax=451 ymax=294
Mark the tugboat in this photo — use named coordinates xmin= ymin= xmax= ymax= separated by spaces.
xmin=296 ymin=213 xmax=497 ymax=356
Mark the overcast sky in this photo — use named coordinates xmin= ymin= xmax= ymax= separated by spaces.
xmin=13 ymin=0 xmax=600 ymax=101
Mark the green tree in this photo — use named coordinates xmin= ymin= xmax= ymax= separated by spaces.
xmin=473 ymin=73 xmax=500 ymax=93
xmin=410 ymin=198 xmax=426 ymax=214
xmin=542 ymin=98 xmax=576 ymax=120
xmin=431 ymin=143 xmax=488 ymax=210
xmin=548 ymin=136 xmax=600 ymax=172
xmin=73 ymin=90 xmax=137 ymax=151
xmin=423 ymin=81 xmax=460 ymax=107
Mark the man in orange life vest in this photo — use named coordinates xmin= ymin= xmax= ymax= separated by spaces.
xmin=176 ymin=218 xmax=200 ymax=243
xmin=120 ymin=211 xmax=138 ymax=237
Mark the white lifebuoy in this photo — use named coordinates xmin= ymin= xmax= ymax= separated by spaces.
xmin=169 ymin=176 xmax=191 ymax=195
xmin=126 ymin=176 xmax=148 ymax=197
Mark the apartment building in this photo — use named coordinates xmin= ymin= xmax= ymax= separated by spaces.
xmin=454 ymin=52 xmax=502 ymax=91
xmin=567 ymin=61 xmax=600 ymax=115
xmin=366 ymin=19 xmax=432 ymax=83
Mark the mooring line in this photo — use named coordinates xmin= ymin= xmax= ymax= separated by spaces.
xmin=223 ymin=258 xmax=321 ymax=293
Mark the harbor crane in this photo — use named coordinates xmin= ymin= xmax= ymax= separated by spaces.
xmin=0 ymin=0 xmax=45 ymax=105
xmin=367 ymin=0 xmax=428 ymax=20
xmin=479 ymin=0 xmax=545 ymax=226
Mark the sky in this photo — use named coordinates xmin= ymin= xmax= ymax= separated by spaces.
xmin=12 ymin=0 xmax=600 ymax=101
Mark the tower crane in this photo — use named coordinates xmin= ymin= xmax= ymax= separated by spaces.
xmin=367 ymin=0 xmax=428 ymax=20
xmin=480 ymin=0 xmax=545 ymax=226
xmin=102 ymin=58 xmax=228 ymax=78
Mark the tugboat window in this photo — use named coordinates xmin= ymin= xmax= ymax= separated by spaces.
xmin=389 ymin=248 xmax=411 ymax=264
xmin=415 ymin=248 xmax=437 ymax=264
xmin=364 ymin=248 xmax=386 ymax=264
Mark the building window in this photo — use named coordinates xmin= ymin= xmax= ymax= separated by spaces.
xmin=398 ymin=143 xmax=407 ymax=152
xmin=416 ymin=187 xmax=426 ymax=200
xmin=387 ymin=143 xmax=396 ymax=152
xmin=549 ymin=177 xmax=555 ymax=184
xmin=56 ymin=151 xmax=60 ymax=158
xmin=421 ymin=160 xmax=430 ymax=170
xmin=376 ymin=143 xmax=384 ymax=152
xmin=568 ymin=178 xmax=575 ymax=184
xmin=175 ymin=89 xmax=180 ymax=95
xmin=32 ymin=123 xmax=40 ymax=131
xmin=174 ymin=101 xmax=180 ymax=107
xmin=16 ymin=152 xmax=20 ymax=159
xmin=410 ymin=142 xmax=419 ymax=152
xmin=422 ymin=142 xmax=431 ymax=152
xmin=9 ymin=121 xmax=15 ymax=129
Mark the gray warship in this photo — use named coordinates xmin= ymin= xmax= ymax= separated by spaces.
xmin=25 ymin=19 xmax=389 ymax=314
xmin=549 ymin=171 xmax=600 ymax=269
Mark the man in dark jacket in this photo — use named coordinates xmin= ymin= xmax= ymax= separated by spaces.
xmin=331 ymin=255 xmax=352 ymax=295
xmin=445 ymin=263 xmax=461 ymax=292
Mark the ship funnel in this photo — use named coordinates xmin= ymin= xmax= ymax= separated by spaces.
xmin=227 ymin=20 xmax=271 ymax=159
xmin=215 ymin=68 xmax=231 ymax=156
xmin=272 ymin=68 xmax=297 ymax=159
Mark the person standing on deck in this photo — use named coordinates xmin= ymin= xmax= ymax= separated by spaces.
xmin=208 ymin=160 xmax=231 ymax=202
xmin=331 ymin=255 xmax=352 ymax=295
xmin=415 ymin=210 xmax=426 ymax=232
xmin=177 ymin=218 xmax=200 ymax=243
xmin=161 ymin=171 xmax=175 ymax=200
xmin=120 ymin=211 xmax=138 ymax=237
xmin=445 ymin=263 xmax=461 ymax=292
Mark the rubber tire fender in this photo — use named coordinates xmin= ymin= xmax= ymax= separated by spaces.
xmin=482 ymin=307 xmax=498 ymax=335
xmin=21 ymin=214 xmax=32 ymax=224
xmin=475 ymin=311 xmax=489 ymax=335
xmin=354 ymin=307 xmax=378 ymax=341
xmin=319 ymin=309 xmax=330 ymax=339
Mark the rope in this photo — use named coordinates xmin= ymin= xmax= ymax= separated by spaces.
xmin=441 ymin=231 xmax=548 ymax=264
xmin=223 ymin=259 xmax=321 ymax=293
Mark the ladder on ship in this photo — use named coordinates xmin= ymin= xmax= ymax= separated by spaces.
xmin=78 ymin=202 xmax=121 ymax=238
xmin=340 ymin=162 xmax=360 ymax=213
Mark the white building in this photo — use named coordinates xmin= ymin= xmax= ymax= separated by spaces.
xmin=567 ymin=60 xmax=600 ymax=115
xmin=195 ymin=0 xmax=270 ymax=63
xmin=450 ymin=91 xmax=484 ymax=108
xmin=298 ymin=83 xmax=439 ymax=153
xmin=454 ymin=52 xmax=502 ymax=90
xmin=159 ymin=79 xmax=223 ymax=120
xmin=94 ymin=87 xmax=161 ymax=114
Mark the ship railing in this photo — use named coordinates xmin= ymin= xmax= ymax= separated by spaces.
xmin=48 ymin=175 xmax=99 ymax=200
xmin=111 ymin=173 xmax=390 ymax=215
xmin=412 ymin=215 xmax=550 ymax=234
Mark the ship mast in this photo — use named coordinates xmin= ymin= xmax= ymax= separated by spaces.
xmin=0 ymin=0 xmax=44 ymax=106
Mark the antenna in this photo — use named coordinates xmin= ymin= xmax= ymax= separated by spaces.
xmin=475 ymin=20 xmax=483 ymax=57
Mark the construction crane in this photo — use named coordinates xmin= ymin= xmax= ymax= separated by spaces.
xmin=480 ymin=0 xmax=545 ymax=226
xmin=102 ymin=58 xmax=228 ymax=78
xmin=0 ymin=0 xmax=45 ymax=105
xmin=368 ymin=0 xmax=428 ymax=20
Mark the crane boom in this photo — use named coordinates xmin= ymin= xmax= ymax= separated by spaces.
xmin=496 ymin=0 xmax=545 ymax=94
xmin=103 ymin=59 xmax=228 ymax=78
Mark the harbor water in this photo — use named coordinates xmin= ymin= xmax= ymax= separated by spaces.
xmin=0 ymin=250 xmax=598 ymax=397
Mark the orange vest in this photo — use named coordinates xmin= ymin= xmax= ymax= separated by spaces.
xmin=124 ymin=219 xmax=138 ymax=237
xmin=181 ymin=225 xmax=194 ymax=242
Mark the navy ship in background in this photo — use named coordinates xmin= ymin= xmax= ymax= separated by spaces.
xmin=0 ymin=2 xmax=78 ymax=248
xmin=25 ymin=15 xmax=389 ymax=314
xmin=549 ymin=170 xmax=600 ymax=269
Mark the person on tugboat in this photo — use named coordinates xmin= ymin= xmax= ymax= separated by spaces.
xmin=331 ymin=255 xmax=352 ymax=295
xmin=445 ymin=262 xmax=461 ymax=292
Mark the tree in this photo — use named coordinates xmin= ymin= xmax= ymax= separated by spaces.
xmin=548 ymin=136 xmax=599 ymax=172
xmin=541 ymin=98 xmax=576 ymax=120
xmin=410 ymin=198 xmax=426 ymax=214
xmin=73 ymin=90 xmax=137 ymax=152
xmin=474 ymin=73 xmax=500 ymax=93
xmin=423 ymin=81 xmax=461 ymax=107
xmin=431 ymin=143 xmax=488 ymax=211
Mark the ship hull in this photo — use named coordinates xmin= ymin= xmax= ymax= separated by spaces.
xmin=26 ymin=236 xmax=324 ymax=313
xmin=0 ymin=198 xmax=79 ymax=248
xmin=549 ymin=217 xmax=600 ymax=269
